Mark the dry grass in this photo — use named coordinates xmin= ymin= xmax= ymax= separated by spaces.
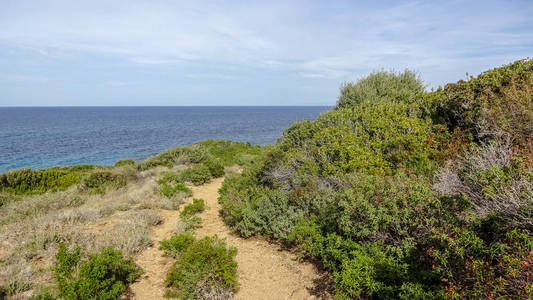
xmin=0 ymin=165 xmax=193 ymax=298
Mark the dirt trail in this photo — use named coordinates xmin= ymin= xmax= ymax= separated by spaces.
xmin=129 ymin=208 xmax=184 ymax=299
xmin=130 ymin=177 xmax=327 ymax=299
xmin=193 ymin=178 xmax=326 ymax=300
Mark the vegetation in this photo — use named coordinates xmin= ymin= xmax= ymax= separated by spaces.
xmin=114 ymin=158 xmax=136 ymax=167
xmin=181 ymin=198 xmax=205 ymax=217
xmin=0 ymin=168 xmax=84 ymax=195
xmin=54 ymin=244 xmax=142 ymax=299
xmin=80 ymin=171 xmax=127 ymax=194
xmin=1 ymin=59 xmax=529 ymax=299
xmin=219 ymin=59 xmax=533 ymax=299
xmin=336 ymin=69 xmax=425 ymax=108
xmin=162 ymin=234 xmax=238 ymax=299
xmin=137 ymin=140 xmax=263 ymax=171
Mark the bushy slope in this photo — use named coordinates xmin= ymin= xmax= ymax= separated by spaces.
xmin=219 ymin=59 xmax=533 ymax=299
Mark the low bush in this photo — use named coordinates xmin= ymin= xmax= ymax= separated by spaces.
xmin=203 ymin=159 xmax=225 ymax=178
xmin=160 ymin=232 xmax=196 ymax=257
xmin=54 ymin=244 xmax=142 ymax=300
xmin=0 ymin=281 xmax=31 ymax=298
xmin=179 ymin=165 xmax=212 ymax=185
xmin=158 ymin=182 xmax=192 ymax=199
xmin=162 ymin=234 xmax=238 ymax=299
xmin=137 ymin=140 xmax=265 ymax=171
xmin=80 ymin=171 xmax=127 ymax=194
xmin=180 ymin=198 xmax=205 ymax=217
xmin=114 ymin=159 xmax=136 ymax=167
xmin=0 ymin=168 xmax=83 ymax=195
xmin=177 ymin=214 xmax=203 ymax=232
xmin=137 ymin=144 xmax=210 ymax=170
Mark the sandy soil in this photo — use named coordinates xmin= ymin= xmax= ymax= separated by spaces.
xmin=130 ymin=177 xmax=330 ymax=300
xmin=129 ymin=209 xmax=184 ymax=299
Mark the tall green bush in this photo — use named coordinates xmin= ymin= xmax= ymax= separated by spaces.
xmin=336 ymin=69 xmax=425 ymax=108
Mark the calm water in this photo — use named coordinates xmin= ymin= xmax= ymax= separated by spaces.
xmin=0 ymin=106 xmax=329 ymax=173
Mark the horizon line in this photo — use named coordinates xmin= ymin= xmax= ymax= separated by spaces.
xmin=0 ymin=105 xmax=333 ymax=108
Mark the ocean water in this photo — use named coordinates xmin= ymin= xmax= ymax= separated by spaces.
xmin=0 ymin=106 xmax=329 ymax=173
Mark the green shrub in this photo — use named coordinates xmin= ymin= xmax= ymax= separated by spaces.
xmin=180 ymin=198 xmax=205 ymax=217
xmin=336 ymin=69 xmax=425 ymax=108
xmin=219 ymin=60 xmax=532 ymax=298
xmin=114 ymin=159 xmax=135 ymax=167
xmin=0 ymin=168 xmax=83 ymax=195
xmin=430 ymin=59 xmax=532 ymax=145
xmin=160 ymin=232 xmax=196 ymax=257
xmin=197 ymin=140 xmax=264 ymax=166
xmin=80 ymin=171 xmax=127 ymax=194
xmin=178 ymin=214 xmax=203 ymax=231
xmin=163 ymin=234 xmax=238 ymax=299
xmin=0 ymin=281 xmax=31 ymax=298
xmin=158 ymin=182 xmax=192 ymax=198
xmin=203 ymin=159 xmax=225 ymax=178
xmin=137 ymin=144 xmax=210 ymax=170
xmin=234 ymin=188 xmax=302 ymax=239
xmin=179 ymin=165 xmax=212 ymax=185
xmin=54 ymin=244 xmax=142 ymax=300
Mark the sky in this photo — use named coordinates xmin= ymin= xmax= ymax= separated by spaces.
xmin=0 ymin=0 xmax=532 ymax=106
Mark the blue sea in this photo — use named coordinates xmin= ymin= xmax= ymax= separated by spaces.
xmin=0 ymin=106 xmax=329 ymax=173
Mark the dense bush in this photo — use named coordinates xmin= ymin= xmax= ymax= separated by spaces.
xmin=54 ymin=244 xmax=142 ymax=300
xmin=203 ymin=159 xmax=226 ymax=178
xmin=158 ymin=182 xmax=192 ymax=199
xmin=219 ymin=60 xmax=533 ymax=298
xmin=80 ymin=171 xmax=127 ymax=194
xmin=180 ymin=198 xmax=205 ymax=217
xmin=137 ymin=140 xmax=263 ymax=171
xmin=336 ymin=69 xmax=425 ymax=108
xmin=114 ymin=158 xmax=136 ymax=167
xmin=178 ymin=165 xmax=213 ymax=185
xmin=431 ymin=59 xmax=532 ymax=146
xmin=162 ymin=234 xmax=238 ymax=299
xmin=0 ymin=168 xmax=83 ymax=195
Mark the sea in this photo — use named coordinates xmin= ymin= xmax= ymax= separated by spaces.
xmin=0 ymin=106 xmax=329 ymax=173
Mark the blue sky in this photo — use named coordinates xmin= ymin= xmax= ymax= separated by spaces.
xmin=1 ymin=0 xmax=532 ymax=106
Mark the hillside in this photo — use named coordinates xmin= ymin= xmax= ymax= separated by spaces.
xmin=0 ymin=59 xmax=531 ymax=299
xmin=219 ymin=59 xmax=532 ymax=299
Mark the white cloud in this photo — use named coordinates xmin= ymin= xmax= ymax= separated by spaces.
xmin=0 ymin=0 xmax=531 ymax=97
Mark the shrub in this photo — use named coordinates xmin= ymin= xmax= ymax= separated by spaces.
xmin=219 ymin=60 xmax=532 ymax=298
xmin=234 ymin=188 xmax=302 ymax=239
xmin=179 ymin=165 xmax=212 ymax=185
xmin=0 ymin=281 xmax=31 ymax=298
xmin=0 ymin=168 xmax=83 ymax=195
xmin=114 ymin=159 xmax=135 ymax=167
xmin=163 ymin=234 xmax=238 ymax=299
xmin=434 ymin=139 xmax=533 ymax=229
xmin=177 ymin=214 xmax=203 ymax=232
xmin=80 ymin=171 xmax=127 ymax=194
xmin=428 ymin=227 xmax=533 ymax=299
xmin=336 ymin=69 xmax=425 ymax=108
xmin=158 ymin=182 xmax=192 ymax=199
xmin=54 ymin=244 xmax=142 ymax=300
xmin=430 ymin=59 xmax=532 ymax=146
xmin=180 ymin=198 xmax=205 ymax=217
xmin=197 ymin=140 xmax=264 ymax=166
xmin=160 ymin=232 xmax=196 ymax=258
xmin=137 ymin=144 xmax=210 ymax=170
xmin=203 ymin=159 xmax=225 ymax=178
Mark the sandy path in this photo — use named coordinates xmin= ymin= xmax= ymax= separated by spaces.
xmin=129 ymin=208 xmax=185 ymax=299
xmin=130 ymin=176 xmax=328 ymax=299
xmin=192 ymin=178 xmax=327 ymax=300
